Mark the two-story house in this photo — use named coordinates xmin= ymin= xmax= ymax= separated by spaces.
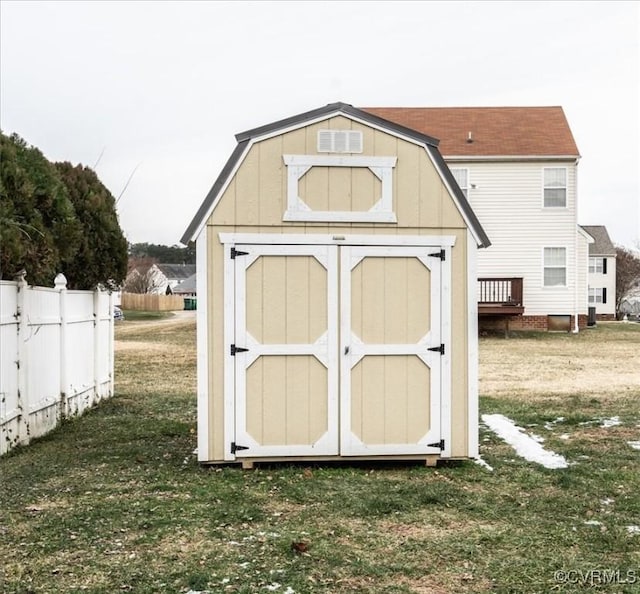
xmin=364 ymin=107 xmax=591 ymax=331
xmin=581 ymin=225 xmax=617 ymax=320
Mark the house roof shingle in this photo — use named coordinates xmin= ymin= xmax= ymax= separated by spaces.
xmin=361 ymin=107 xmax=580 ymax=158
xmin=581 ymin=226 xmax=617 ymax=256
xmin=156 ymin=264 xmax=196 ymax=281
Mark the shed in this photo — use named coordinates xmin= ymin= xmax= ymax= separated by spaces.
xmin=181 ymin=102 xmax=490 ymax=467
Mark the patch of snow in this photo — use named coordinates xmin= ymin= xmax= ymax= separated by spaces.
xmin=284 ymin=588 xmax=295 ymax=594
xmin=627 ymin=526 xmax=640 ymax=535
xmin=474 ymin=457 xmax=494 ymax=471
xmin=584 ymin=520 xmax=602 ymax=526
xmin=559 ymin=434 xmax=570 ymax=440
xmin=481 ymin=414 xmax=569 ymax=469
xmin=265 ymin=584 xmax=281 ymax=591
xmin=628 ymin=441 xmax=640 ymax=451
xmin=544 ymin=417 xmax=565 ymax=430
xmin=601 ymin=416 xmax=621 ymax=428
xmin=600 ymin=498 xmax=614 ymax=506
xmin=186 ymin=591 xmax=210 ymax=594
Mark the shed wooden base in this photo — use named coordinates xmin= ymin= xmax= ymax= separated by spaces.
xmin=202 ymin=455 xmax=471 ymax=469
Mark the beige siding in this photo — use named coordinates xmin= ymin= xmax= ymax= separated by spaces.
xmin=209 ymin=116 xmax=466 ymax=231
xmin=246 ymin=355 xmax=328 ymax=446
xmin=351 ymin=356 xmax=431 ymax=444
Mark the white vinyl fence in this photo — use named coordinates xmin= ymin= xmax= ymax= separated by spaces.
xmin=0 ymin=273 xmax=114 ymax=455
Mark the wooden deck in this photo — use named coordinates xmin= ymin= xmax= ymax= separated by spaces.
xmin=478 ymin=278 xmax=524 ymax=334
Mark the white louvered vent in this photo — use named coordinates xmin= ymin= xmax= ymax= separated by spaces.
xmin=317 ymin=130 xmax=363 ymax=153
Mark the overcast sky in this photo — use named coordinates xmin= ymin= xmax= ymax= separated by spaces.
xmin=1 ymin=1 xmax=638 ymax=247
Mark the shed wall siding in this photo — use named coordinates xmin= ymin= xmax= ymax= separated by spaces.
xmin=456 ymin=160 xmax=583 ymax=316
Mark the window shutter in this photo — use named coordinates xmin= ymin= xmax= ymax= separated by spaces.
xmin=603 ymin=288 xmax=607 ymax=304
xmin=603 ymin=258 xmax=607 ymax=274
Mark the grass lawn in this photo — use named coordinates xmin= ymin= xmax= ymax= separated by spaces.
xmin=1 ymin=320 xmax=638 ymax=593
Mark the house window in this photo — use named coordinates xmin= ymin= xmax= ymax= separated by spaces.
xmin=544 ymin=247 xmax=567 ymax=286
xmin=589 ymin=288 xmax=607 ymax=303
xmin=543 ymin=168 xmax=567 ymax=207
xmin=589 ymin=257 xmax=607 ymax=274
xmin=450 ymin=168 xmax=469 ymax=198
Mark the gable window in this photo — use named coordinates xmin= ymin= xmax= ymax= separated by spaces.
xmin=589 ymin=287 xmax=607 ymax=304
xmin=544 ymin=247 xmax=567 ymax=286
xmin=450 ymin=168 xmax=469 ymax=198
xmin=543 ymin=168 xmax=567 ymax=207
xmin=589 ymin=257 xmax=607 ymax=274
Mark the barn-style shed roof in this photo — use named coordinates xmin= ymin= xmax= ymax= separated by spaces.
xmin=181 ymin=102 xmax=490 ymax=247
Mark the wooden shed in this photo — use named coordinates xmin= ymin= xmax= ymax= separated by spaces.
xmin=181 ymin=102 xmax=490 ymax=467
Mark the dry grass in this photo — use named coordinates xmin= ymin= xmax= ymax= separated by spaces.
xmin=1 ymin=316 xmax=638 ymax=594
xmin=479 ymin=322 xmax=640 ymax=401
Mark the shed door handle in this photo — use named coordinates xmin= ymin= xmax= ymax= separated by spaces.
xmin=344 ymin=346 xmax=349 ymax=355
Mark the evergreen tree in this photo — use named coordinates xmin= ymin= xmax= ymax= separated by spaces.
xmin=0 ymin=132 xmax=128 ymax=289
xmin=0 ymin=133 xmax=80 ymax=286
xmin=55 ymin=162 xmax=128 ymax=290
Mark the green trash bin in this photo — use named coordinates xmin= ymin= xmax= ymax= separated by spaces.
xmin=184 ymin=298 xmax=195 ymax=311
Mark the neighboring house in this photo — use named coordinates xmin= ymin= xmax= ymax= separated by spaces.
xmin=364 ymin=106 xmax=590 ymax=331
xmin=172 ymin=273 xmax=197 ymax=296
xmin=181 ymin=101 xmax=490 ymax=465
xmin=581 ymin=225 xmax=617 ymax=320
xmin=126 ymin=263 xmax=196 ymax=294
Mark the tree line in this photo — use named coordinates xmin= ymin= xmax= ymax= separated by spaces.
xmin=0 ymin=132 xmax=128 ymax=289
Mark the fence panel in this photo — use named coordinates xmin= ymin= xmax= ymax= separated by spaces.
xmin=23 ymin=287 xmax=62 ymax=443
xmin=120 ymin=292 xmax=185 ymax=311
xmin=0 ymin=275 xmax=114 ymax=455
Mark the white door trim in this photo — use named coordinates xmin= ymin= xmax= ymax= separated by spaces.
xmin=219 ymin=233 xmax=456 ymax=248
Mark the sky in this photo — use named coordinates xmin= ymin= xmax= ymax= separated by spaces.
xmin=1 ymin=1 xmax=639 ymax=248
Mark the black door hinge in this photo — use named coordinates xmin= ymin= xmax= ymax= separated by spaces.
xmin=427 ymin=439 xmax=445 ymax=450
xmin=428 ymin=344 xmax=445 ymax=355
xmin=428 ymin=249 xmax=445 ymax=261
xmin=231 ymin=442 xmax=249 ymax=454
xmin=231 ymin=247 xmax=249 ymax=259
xmin=230 ymin=344 xmax=249 ymax=356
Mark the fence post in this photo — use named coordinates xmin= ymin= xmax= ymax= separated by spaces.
xmin=93 ymin=288 xmax=101 ymax=403
xmin=55 ymin=273 xmax=68 ymax=419
xmin=109 ymin=290 xmax=114 ymax=397
xmin=15 ymin=271 xmax=29 ymax=447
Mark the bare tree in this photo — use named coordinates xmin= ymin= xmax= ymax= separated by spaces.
xmin=123 ymin=256 xmax=163 ymax=294
xmin=615 ymin=246 xmax=640 ymax=316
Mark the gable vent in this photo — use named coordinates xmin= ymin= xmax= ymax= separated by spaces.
xmin=317 ymin=130 xmax=363 ymax=153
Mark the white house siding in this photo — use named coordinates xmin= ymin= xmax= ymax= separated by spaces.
xmin=589 ymin=256 xmax=617 ymax=316
xmin=448 ymin=159 xmax=584 ymax=317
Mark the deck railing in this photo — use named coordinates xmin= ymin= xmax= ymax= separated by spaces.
xmin=478 ymin=277 xmax=523 ymax=306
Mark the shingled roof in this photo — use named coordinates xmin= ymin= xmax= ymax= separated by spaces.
xmin=581 ymin=226 xmax=617 ymax=256
xmin=361 ymin=107 xmax=580 ymax=158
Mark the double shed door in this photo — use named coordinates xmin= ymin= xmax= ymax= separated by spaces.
xmin=230 ymin=242 xmax=446 ymax=459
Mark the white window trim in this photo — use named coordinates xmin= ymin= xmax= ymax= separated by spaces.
xmin=450 ymin=167 xmax=469 ymax=198
xmin=542 ymin=167 xmax=568 ymax=208
xmin=543 ymin=246 xmax=568 ymax=288
xmin=282 ymin=154 xmax=398 ymax=223
xmin=588 ymin=287 xmax=604 ymax=303
xmin=589 ymin=257 xmax=604 ymax=274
